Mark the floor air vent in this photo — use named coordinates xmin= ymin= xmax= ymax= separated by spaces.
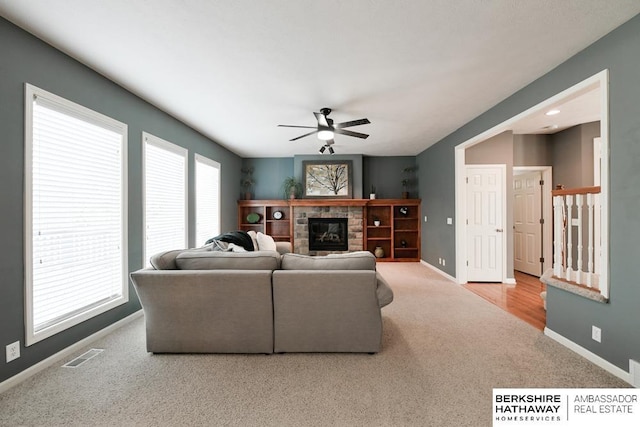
xmin=62 ymin=348 xmax=104 ymax=368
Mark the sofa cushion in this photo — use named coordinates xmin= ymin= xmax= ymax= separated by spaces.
xmin=149 ymin=249 xmax=184 ymax=270
xmin=257 ymin=232 xmax=277 ymax=251
xmin=175 ymin=250 xmax=281 ymax=270
xmin=281 ymin=251 xmax=376 ymax=271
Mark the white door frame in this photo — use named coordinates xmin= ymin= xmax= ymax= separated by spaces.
xmin=455 ymin=70 xmax=609 ymax=287
xmin=513 ymin=166 xmax=553 ymax=275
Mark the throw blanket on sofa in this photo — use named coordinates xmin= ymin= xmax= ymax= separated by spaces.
xmin=205 ymin=230 xmax=255 ymax=251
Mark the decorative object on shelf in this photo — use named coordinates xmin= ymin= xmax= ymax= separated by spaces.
xmin=373 ymin=217 xmax=381 ymax=227
xmin=272 ymin=210 xmax=284 ymax=220
xmin=246 ymin=212 xmax=261 ymax=224
xmin=369 ymin=185 xmax=376 ymax=199
xmin=281 ymin=176 xmax=302 ymax=200
xmin=302 ymin=160 xmax=353 ymax=198
xmin=401 ymin=240 xmax=407 ymax=248
xmin=399 ymin=206 xmax=408 ymax=216
xmin=374 ymin=246 xmax=385 ymax=258
xmin=241 ymin=166 xmax=255 ymax=200
xmin=401 ymin=165 xmax=417 ymax=199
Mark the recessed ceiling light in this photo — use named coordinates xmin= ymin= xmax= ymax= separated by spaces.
xmin=546 ymin=109 xmax=560 ymax=116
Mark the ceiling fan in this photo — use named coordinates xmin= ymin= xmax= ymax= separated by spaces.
xmin=278 ymin=108 xmax=370 ymax=154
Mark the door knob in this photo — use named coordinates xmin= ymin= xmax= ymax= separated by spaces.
xmin=496 ymin=228 xmax=504 ymax=232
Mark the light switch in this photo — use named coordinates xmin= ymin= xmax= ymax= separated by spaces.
xmin=447 ymin=217 xmax=453 ymax=225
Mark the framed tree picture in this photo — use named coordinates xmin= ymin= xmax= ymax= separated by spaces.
xmin=302 ymin=160 xmax=353 ymax=198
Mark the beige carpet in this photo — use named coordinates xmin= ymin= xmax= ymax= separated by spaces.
xmin=0 ymin=263 xmax=627 ymax=426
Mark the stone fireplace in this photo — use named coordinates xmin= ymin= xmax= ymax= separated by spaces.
xmin=293 ymin=205 xmax=363 ymax=255
xmin=308 ymin=218 xmax=348 ymax=251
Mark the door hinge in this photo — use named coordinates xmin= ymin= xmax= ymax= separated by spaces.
xmin=539 ymin=257 xmax=544 ymax=263
xmin=466 ymin=260 xmax=469 ymax=266
xmin=539 ymin=179 xmax=544 ymax=186
xmin=466 ymin=177 xmax=469 ymax=184
xmin=539 ymin=218 xmax=544 ymax=224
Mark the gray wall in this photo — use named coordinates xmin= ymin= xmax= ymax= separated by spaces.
xmin=466 ymin=131 xmax=515 ymax=279
xmin=417 ymin=14 xmax=640 ymax=371
xmin=242 ymin=158 xmax=294 ymax=199
xmin=0 ymin=18 xmax=242 ymax=383
xmin=363 ymin=156 xmax=417 ymax=199
xmin=513 ymin=134 xmax=552 ymax=166
xmin=551 ymin=121 xmax=600 ymax=188
xmin=243 ymin=156 xmax=417 ymax=200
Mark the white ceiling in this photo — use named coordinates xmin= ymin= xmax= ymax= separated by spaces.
xmin=1 ymin=1 xmax=639 ymax=158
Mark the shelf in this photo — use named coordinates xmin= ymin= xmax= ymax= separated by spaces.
xmin=395 ymin=229 xmax=418 ymax=232
xmin=367 ymin=225 xmax=391 ymax=229
xmin=395 ymin=247 xmax=418 ymax=251
xmin=368 ymin=237 xmax=391 ymax=241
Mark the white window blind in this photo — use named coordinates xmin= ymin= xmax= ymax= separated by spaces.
xmin=25 ymin=84 xmax=128 ymax=346
xmin=195 ymin=154 xmax=221 ymax=246
xmin=143 ymin=133 xmax=187 ymax=265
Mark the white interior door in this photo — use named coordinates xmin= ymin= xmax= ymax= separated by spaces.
xmin=513 ymin=171 xmax=542 ymax=276
xmin=466 ymin=166 xmax=504 ymax=282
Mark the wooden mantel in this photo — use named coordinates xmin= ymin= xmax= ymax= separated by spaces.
xmin=239 ymin=198 xmax=418 ymax=207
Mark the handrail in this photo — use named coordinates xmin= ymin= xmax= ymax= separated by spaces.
xmin=552 ymin=186 xmax=601 ymax=197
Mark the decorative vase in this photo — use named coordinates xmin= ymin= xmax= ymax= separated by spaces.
xmin=374 ymin=220 xmax=381 ymax=227
xmin=401 ymin=191 xmax=409 ymax=199
xmin=370 ymin=193 xmax=376 ymax=199
xmin=374 ymin=246 xmax=385 ymax=258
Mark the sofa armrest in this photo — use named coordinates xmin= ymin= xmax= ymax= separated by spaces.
xmin=376 ymin=272 xmax=394 ymax=308
xmin=272 ymin=270 xmax=382 ymax=353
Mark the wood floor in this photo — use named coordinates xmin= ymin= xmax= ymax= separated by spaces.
xmin=463 ymin=271 xmax=547 ymax=331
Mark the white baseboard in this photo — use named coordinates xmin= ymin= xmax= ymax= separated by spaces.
xmin=544 ymin=327 xmax=633 ymax=386
xmin=0 ymin=310 xmax=143 ymax=394
xmin=420 ymin=259 xmax=458 ymax=283
xmin=504 ymin=277 xmax=516 ymax=285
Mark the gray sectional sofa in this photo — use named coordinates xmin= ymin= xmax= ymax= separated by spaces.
xmin=130 ymin=246 xmax=393 ymax=354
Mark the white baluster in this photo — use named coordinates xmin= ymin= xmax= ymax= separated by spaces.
xmin=553 ymin=195 xmax=564 ymax=277
xmin=566 ymin=195 xmax=573 ymax=282
xmin=587 ymin=193 xmax=594 ymax=288
xmin=576 ymin=194 xmax=583 ymax=285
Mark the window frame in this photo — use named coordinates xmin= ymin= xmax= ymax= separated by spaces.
xmin=142 ymin=132 xmax=188 ymax=266
xmin=24 ymin=83 xmax=129 ymax=346
xmin=195 ymin=154 xmax=221 ymax=247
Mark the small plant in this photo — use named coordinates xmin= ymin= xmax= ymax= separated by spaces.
xmin=401 ymin=166 xmax=417 ymax=198
xmin=241 ymin=166 xmax=255 ymax=199
xmin=281 ymin=176 xmax=302 ymax=199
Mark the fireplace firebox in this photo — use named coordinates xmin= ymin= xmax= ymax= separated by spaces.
xmin=308 ymin=218 xmax=348 ymax=251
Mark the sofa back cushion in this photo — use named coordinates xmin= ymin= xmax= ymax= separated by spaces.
xmin=281 ymin=251 xmax=376 ymax=271
xmin=175 ymin=250 xmax=281 ymax=270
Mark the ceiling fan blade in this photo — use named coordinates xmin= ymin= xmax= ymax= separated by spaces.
xmin=334 ymin=128 xmax=369 ymax=139
xmin=314 ymin=111 xmax=329 ymax=127
xmin=289 ymin=130 xmax=319 ymax=141
xmin=334 ymin=118 xmax=370 ymax=129
xmin=277 ymin=125 xmax=317 ymax=129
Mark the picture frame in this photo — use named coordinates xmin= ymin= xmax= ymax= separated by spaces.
xmin=302 ymin=160 xmax=353 ymax=198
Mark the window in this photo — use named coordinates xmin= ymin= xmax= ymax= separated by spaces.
xmin=24 ymin=84 xmax=128 ymax=346
xmin=143 ymin=133 xmax=187 ymax=265
xmin=195 ymin=154 xmax=221 ymax=246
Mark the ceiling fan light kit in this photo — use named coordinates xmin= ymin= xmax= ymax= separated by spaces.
xmin=278 ymin=107 xmax=370 ymax=154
